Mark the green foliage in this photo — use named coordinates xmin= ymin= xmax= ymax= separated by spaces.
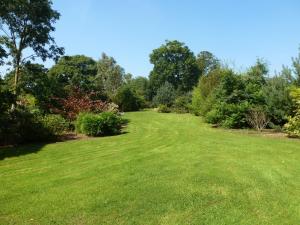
xmin=96 ymin=53 xmax=125 ymax=99
xmin=206 ymin=102 xmax=250 ymax=128
xmin=284 ymin=87 xmax=300 ymax=137
xmin=196 ymin=51 xmax=220 ymax=76
xmin=191 ymin=68 xmax=225 ymax=115
xmin=48 ymin=55 xmax=97 ymax=95
xmin=292 ymin=48 xmax=300 ymax=85
xmin=202 ymin=61 xmax=271 ymax=129
xmin=39 ymin=114 xmax=69 ymax=136
xmin=0 ymin=83 xmax=15 ymax=113
xmin=75 ymin=112 xmax=125 ymax=136
xmin=127 ymin=76 xmax=150 ymax=102
xmin=149 ymin=40 xmax=199 ymax=93
xmin=153 ymin=82 xmax=176 ymax=107
xmin=173 ymin=93 xmax=192 ymax=113
xmin=0 ymin=108 xmax=57 ymax=145
xmin=157 ymin=104 xmax=171 ymax=113
xmin=114 ymin=86 xmax=143 ymax=112
xmin=263 ymin=75 xmax=293 ymax=125
xmin=0 ymin=0 xmax=64 ymax=95
xmin=284 ymin=115 xmax=300 ymax=137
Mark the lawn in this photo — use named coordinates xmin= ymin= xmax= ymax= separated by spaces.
xmin=0 ymin=111 xmax=300 ymax=225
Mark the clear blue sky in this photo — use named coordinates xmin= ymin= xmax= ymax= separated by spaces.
xmin=51 ymin=0 xmax=300 ymax=77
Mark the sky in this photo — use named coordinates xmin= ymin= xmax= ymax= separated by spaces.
xmin=50 ymin=0 xmax=300 ymax=77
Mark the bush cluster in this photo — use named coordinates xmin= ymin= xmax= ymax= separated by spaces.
xmin=75 ymin=112 xmax=126 ymax=136
xmin=0 ymin=109 xmax=68 ymax=145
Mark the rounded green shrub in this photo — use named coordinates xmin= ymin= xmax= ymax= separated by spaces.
xmin=75 ymin=112 xmax=126 ymax=137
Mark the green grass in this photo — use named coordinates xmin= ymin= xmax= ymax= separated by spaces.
xmin=1 ymin=111 xmax=300 ymax=225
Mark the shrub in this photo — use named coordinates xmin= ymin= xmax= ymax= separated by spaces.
xmin=205 ymin=102 xmax=250 ymax=128
xmin=114 ymin=86 xmax=143 ymax=112
xmin=75 ymin=112 xmax=126 ymax=136
xmin=157 ymin=104 xmax=171 ymax=113
xmin=173 ymin=94 xmax=192 ymax=113
xmin=106 ymin=102 xmax=119 ymax=114
xmin=153 ymin=82 xmax=176 ymax=107
xmin=50 ymin=88 xmax=109 ymax=120
xmin=0 ymin=108 xmax=57 ymax=145
xmin=284 ymin=115 xmax=300 ymax=137
xmin=246 ymin=107 xmax=270 ymax=131
xmin=40 ymin=114 xmax=69 ymax=136
xmin=283 ymin=87 xmax=300 ymax=137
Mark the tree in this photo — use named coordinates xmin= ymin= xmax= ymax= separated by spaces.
xmin=128 ymin=76 xmax=149 ymax=99
xmin=48 ymin=55 xmax=97 ymax=95
xmin=149 ymin=40 xmax=199 ymax=93
xmin=3 ymin=63 xmax=54 ymax=111
xmin=0 ymin=0 xmax=64 ymax=98
xmin=96 ymin=53 xmax=125 ymax=99
xmin=244 ymin=59 xmax=268 ymax=106
xmin=292 ymin=48 xmax=300 ymax=85
xmin=263 ymin=74 xmax=293 ymax=126
xmin=153 ymin=82 xmax=176 ymax=107
xmin=114 ymin=86 xmax=142 ymax=112
xmin=196 ymin=51 xmax=220 ymax=76
xmin=191 ymin=67 xmax=225 ymax=116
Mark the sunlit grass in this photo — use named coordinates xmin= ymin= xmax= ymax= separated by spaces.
xmin=1 ymin=111 xmax=299 ymax=225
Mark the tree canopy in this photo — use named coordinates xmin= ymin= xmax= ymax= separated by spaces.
xmin=149 ymin=40 xmax=199 ymax=94
xmin=0 ymin=0 xmax=64 ymax=95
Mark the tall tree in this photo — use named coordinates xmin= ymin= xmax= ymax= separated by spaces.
xmin=0 ymin=0 xmax=64 ymax=97
xmin=196 ymin=51 xmax=220 ymax=76
xmin=96 ymin=53 xmax=125 ymax=99
xmin=149 ymin=40 xmax=199 ymax=93
xmin=292 ymin=48 xmax=300 ymax=85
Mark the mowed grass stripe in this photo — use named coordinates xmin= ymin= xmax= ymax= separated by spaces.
xmin=0 ymin=111 xmax=300 ymax=225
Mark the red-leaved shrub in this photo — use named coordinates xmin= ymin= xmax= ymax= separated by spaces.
xmin=49 ymin=88 xmax=109 ymax=120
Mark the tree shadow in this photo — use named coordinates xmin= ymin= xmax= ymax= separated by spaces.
xmin=0 ymin=143 xmax=47 ymax=160
xmin=0 ymin=130 xmax=130 ymax=161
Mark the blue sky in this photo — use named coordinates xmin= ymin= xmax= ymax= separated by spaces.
xmin=51 ymin=0 xmax=300 ymax=77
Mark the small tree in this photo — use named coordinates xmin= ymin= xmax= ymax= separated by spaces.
xmin=96 ymin=53 xmax=125 ymax=100
xmin=153 ymin=82 xmax=176 ymax=107
xmin=246 ymin=108 xmax=270 ymax=131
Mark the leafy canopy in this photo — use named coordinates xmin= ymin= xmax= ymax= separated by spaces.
xmin=149 ymin=40 xmax=199 ymax=93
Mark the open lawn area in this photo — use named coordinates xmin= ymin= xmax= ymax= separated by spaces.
xmin=1 ymin=111 xmax=300 ymax=225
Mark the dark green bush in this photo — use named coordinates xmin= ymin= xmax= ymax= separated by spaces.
xmin=114 ymin=86 xmax=143 ymax=112
xmin=0 ymin=109 xmax=58 ymax=145
xmin=75 ymin=112 xmax=126 ymax=136
xmin=205 ymin=102 xmax=250 ymax=128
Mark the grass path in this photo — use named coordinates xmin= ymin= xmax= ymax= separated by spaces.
xmin=1 ymin=111 xmax=300 ymax=225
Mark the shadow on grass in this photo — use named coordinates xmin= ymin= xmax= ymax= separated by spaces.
xmin=0 ymin=143 xmax=46 ymax=160
xmin=0 ymin=130 xmax=130 ymax=161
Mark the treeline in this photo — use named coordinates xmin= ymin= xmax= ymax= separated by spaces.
xmin=148 ymin=40 xmax=300 ymax=137
xmin=1 ymin=0 xmax=300 ymax=146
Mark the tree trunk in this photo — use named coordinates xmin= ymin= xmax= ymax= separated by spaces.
xmin=14 ymin=65 xmax=19 ymax=95
xmin=11 ymin=58 xmax=20 ymax=110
